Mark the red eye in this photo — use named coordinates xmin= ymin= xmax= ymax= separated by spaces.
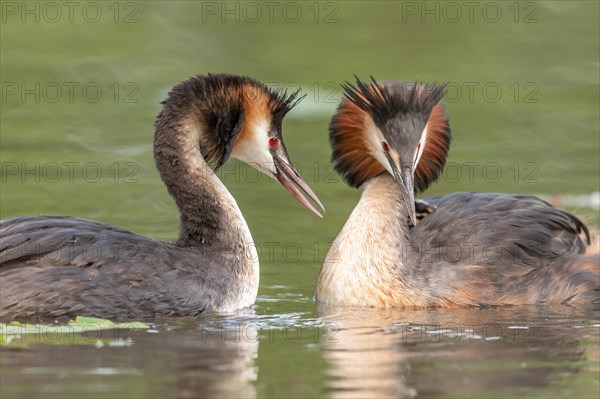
xmin=382 ymin=142 xmax=389 ymax=152
xmin=269 ymin=137 xmax=278 ymax=148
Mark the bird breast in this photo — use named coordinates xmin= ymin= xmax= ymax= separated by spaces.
xmin=317 ymin=175 xmax=416 ymax=307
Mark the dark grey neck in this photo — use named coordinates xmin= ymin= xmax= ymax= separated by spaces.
xmin=153 ymin=117 xmax=248 ymax=249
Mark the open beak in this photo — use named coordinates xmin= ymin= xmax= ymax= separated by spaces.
xmin=273 ymin=154 xmax=325 ymax=218
xmin=389 ymin=160 xmax=417 ymax=227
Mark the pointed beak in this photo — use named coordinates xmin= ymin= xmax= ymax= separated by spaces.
xmin=273 ymin=153 xmax=325 ymax=218
xmin=390 ymin=160 xmax=417 ymax=227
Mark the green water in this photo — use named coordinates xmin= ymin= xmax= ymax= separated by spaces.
xmin=1 ymin=1 xmax=599 ymax=398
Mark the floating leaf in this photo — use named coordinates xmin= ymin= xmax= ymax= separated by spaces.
xmin=71 ymin=316 xmax=149 ymax=330
xmin=0 ymin=316 xmax=150 ymax=347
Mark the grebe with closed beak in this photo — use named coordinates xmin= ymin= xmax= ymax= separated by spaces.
xmin=316 ymin=77 xmax=598 ymax=307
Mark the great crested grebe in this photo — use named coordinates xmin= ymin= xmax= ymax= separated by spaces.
xmin=316 ymin=77 xmax=599 ymax=307
xmin=1 ymin=73 xmax=324 ymax=319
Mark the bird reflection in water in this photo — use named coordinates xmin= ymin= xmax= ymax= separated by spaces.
xmin=317 ymin=304 xmax=599 ymax=398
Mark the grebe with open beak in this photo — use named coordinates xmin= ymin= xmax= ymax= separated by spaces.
xmin=1 ymin=73 xmax=324 ymax=319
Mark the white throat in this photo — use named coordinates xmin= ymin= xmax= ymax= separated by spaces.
xmin=316 ymin=175 xmax=412 ymax=307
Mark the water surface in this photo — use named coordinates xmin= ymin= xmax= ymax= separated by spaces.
xmin=2 ymin=304 xmax=599 ymax=398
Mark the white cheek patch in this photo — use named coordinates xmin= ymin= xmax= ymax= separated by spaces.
xmin=230 ymin=120 xmax=277 ymax=177
xmin=414 ymin=125 xmax=428 ymax=171
xmin=364 ymin=117 xmax=395 ymax=176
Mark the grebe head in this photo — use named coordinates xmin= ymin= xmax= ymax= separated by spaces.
xmin=156 ymin=73 xmax=325 ymax=217
xmin=329 ymin=76 xmax=451 ymax=225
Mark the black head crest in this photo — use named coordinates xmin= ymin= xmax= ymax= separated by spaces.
xmin=341 ymin=76 xmax=447 ymax=127
xmin=268 ymin=87 xmax=306 ymax=124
